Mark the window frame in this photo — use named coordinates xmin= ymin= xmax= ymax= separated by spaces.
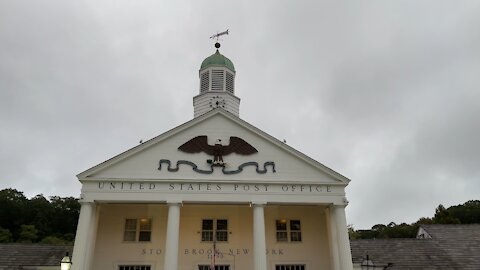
xmin=198 ymin=265 xmax=230 ymax=270
xmin=118 ymin=265 xmax=151 ymax=270
xmin=275 ymin=264 xmax=306 ymax=270
xmin=123 ymin=218 xmax=153 ymax=243
xmin=201 ymin=218 xmax=229 ymax=242
xmin=275 ymin=219 xmax=302 ymax=243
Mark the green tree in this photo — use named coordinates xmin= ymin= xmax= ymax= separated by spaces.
xmin=40 ymin=235 xmax=68 ymax=244
xmin=0 ymin=189 xmax=27 ymax=239
xmin=0 ymin=227 xmax=13 ymax=243
xmin=433 ymin=204 xmax=460 ymax=224
xmin=49 ymin=196 xmax=80 ymax=237
xmin=25 ymin=194 xmax=54 ymax=240
xmin=348 ymin=224 xmax=360 ymax=240
xmin=415 ymin=217 xmax=434 ymax=225
xmin=17 ymin=224 xmax=38 ymax=243
xmin=448 ymin=200 xmax=480 ymax=224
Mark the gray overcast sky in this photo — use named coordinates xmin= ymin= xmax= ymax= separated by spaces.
xmin=1 ymin=1 xmax=479 ymax=229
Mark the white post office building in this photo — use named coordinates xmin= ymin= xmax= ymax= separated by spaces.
xmin=72 ymin=43 xmax=354 ymax=270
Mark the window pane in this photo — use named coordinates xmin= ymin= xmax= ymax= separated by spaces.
xmin=139 ymin=231 xmax=151 ymax=241
xmin=276 ymin=220 xmax=287 ymax=230
xmin=203 ymin=219 xmax=213 ymax=230
xmin=290 ymin=220 xmax=301 ymax=231
xmin=291 ymin=231 xmax=302 ymax=242
xmin=202 ymin=230 xmax=213 ymax=241
xmin=216 ymin=230 xmax=228 ymax=242
xmin=139 ymin=219 xmax=151 ymax=230
xmin=276 ymin=231 xmax=288 ymax=241
xmin=276 ymin=265 xmax=304 ymax=270
xmin=124 ymin=231 xmax=136 ymax=241
xmin=119 ymin=266 xmax=150 ymax=270
xmin=125 ymin=219 xmax=137 ymax=230
xmin=216 ymin=219 xmax=228 ymax=230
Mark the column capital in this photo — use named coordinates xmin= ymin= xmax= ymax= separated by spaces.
xmin=251 ymin=201 xmax=267 ymax=206
xmin=330 ymin=196 xmax=349 ymax=207
xmin=78 ymin=200 xmax=95 ymax=205
xmin=166 ymin=200 xmax=182 ymax=205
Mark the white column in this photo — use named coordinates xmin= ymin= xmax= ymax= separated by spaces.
xmin=85 ymin=204 xmax=100 ymax=270
xmin=325 ymin=206 xmax=340 ymax=270
xmin=163 ymin=202 xmax=181 ymax=270
xmin=333 ymin=205 xmax=353 ymax=270
xmin=253 ymin=203 xmax=267 ymax=270
xmin=71 ymin=201 xmax=96 ymax=270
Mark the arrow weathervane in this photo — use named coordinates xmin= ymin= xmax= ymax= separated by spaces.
xmin=210 ymin=29 xmax=229 ymax=41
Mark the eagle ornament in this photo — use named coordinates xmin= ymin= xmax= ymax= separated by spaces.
xmin=178 ymin=135 xmax=258 ymax=165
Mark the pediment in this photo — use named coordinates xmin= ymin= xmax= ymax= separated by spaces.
xmin=78 ymin=109 xmax=349 ymax=185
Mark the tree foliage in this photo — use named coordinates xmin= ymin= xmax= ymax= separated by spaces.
xmin=350 ymin=200 xmax=480 ymax=239
xmin=0 ymin=188 xmax=79 ymax=243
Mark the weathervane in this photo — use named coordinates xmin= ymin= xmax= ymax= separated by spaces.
xmin=210 ymin=29 xmax=229 ymax=49
xmin=210 ymin=29 xmax=229 ymax=41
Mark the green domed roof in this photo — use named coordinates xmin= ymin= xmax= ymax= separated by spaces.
xmin=200 ymin=50 xmax=235 ymax=71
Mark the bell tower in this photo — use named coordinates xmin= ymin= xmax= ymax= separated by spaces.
xmin=193 ymin=42 xmax=240 ymax=118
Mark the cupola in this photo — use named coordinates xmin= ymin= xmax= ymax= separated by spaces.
xmin=193 ymin=42 xmax=240 ymax=118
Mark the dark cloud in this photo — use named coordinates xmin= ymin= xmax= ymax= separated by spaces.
xmin=1 ymin=1 xmax=479 ymax=229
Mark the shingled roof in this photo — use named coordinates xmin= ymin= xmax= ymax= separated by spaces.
xmin=0 ymin=244 xmax=72 ymax=270
xmin=420 ymin=224 xmax=480 ymax=270
xmin=1 ymin=225 xmax=479 ymax=269
xmin=351 ymin=224 xmax=480 ymax=269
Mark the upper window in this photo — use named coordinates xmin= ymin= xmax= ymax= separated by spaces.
xmin=119 ymin=265 xmax=151 ymax=270
xmin=199 ymin=265 xmax=229 ymax=270
xmin=123 ymin=218 xmax=152 ymax=242
xmin=275 ymin=265 xmax=305 ymax=270
xmin=276 ymin=219 xmax=302 ymax=242
xmin=202 ymin=219 xmax=228 ymax=242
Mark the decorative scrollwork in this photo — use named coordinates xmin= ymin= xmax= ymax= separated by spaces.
xmin=158 ymin=159 xmax=276 ymax=175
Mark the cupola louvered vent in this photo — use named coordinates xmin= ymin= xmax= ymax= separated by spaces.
xmin=211 ymin=69 xmax=224 ymax=91
xmin=226 ymin=72 xmax=234 ymax=94
xmin=200 ymin=72 xmax=209 ymax=93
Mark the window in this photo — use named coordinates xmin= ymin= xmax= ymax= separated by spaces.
xmin=202 ymin=219 xmax=228 ymax=242
xmin=199 ymin=265 xmax=229 ymax=270
xmin=123 ymin=218 xmax=152 ymax=242
xmin=275 ymin=265 xmax=305 ymax=270
xmin=276 ymin=219 xmax=301 ymax=242
xmin=119 ymin=265 xmax=151 ymax=270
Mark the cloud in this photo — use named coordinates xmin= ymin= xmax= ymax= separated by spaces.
xmin=1 ymin=0 xmax=479 ymax=229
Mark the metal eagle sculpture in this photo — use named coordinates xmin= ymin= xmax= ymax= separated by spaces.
xmin=178 ymin=135 xmax=258 ymax=164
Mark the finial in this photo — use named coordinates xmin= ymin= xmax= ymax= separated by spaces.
xmin=215 ymin=42 xmax=221 ymax=49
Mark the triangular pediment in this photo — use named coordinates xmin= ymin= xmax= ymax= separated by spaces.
xmin=78 ymin=109 xmax=349 ymax=185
